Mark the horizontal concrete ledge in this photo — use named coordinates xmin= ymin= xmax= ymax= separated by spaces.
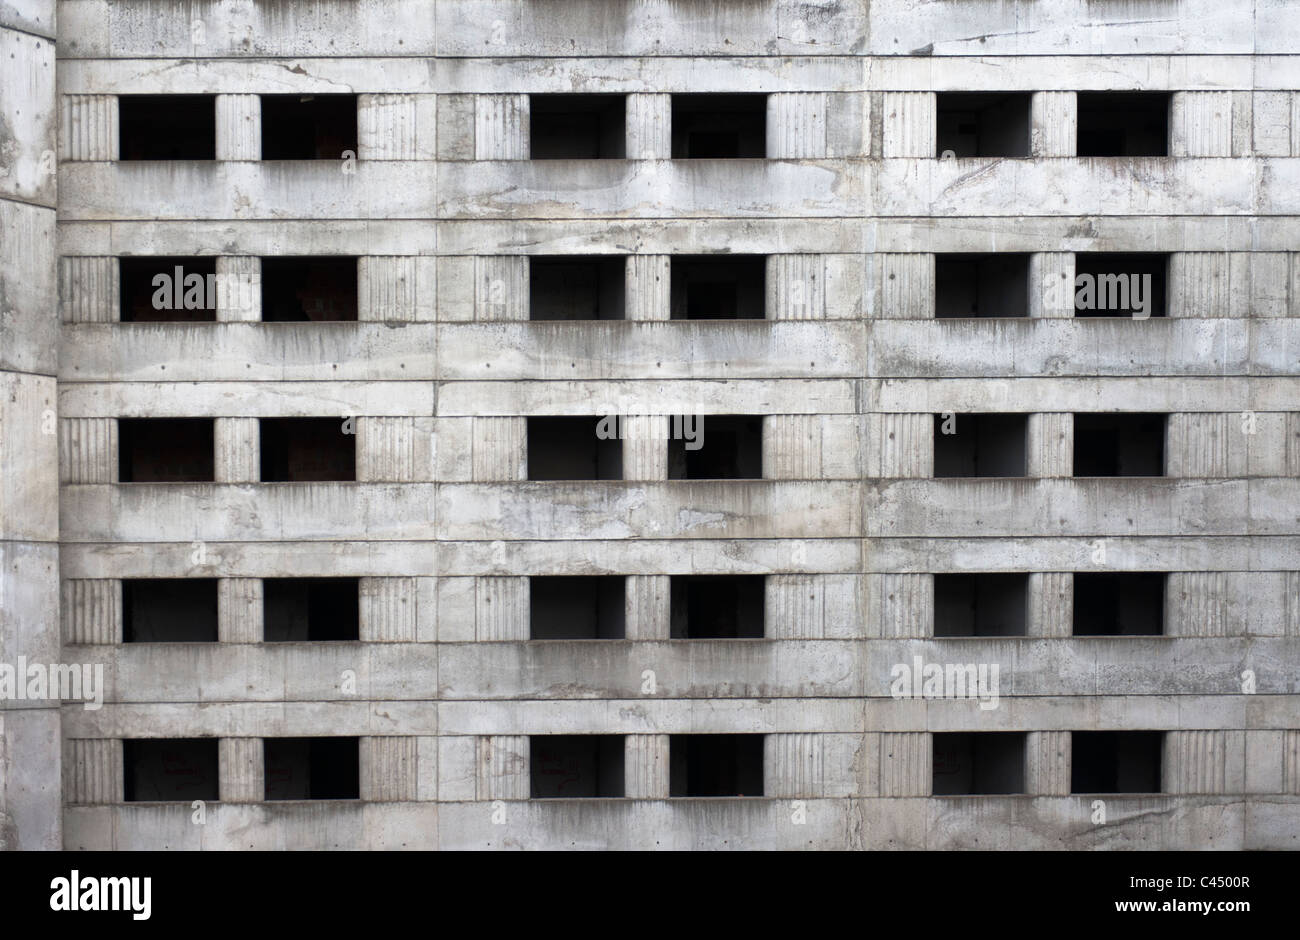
xmin=61 ymin=639 xmax=1300 ymax=703
xmin=61 ymin=694 xmax=1300 ymax=737
xmin=62 ymin=796 xmax=1300 ymax=850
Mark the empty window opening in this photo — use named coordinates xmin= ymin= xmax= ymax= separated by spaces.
xmin=1077 ymin=92 xmax=1169 ymax=157
xmin=124 ymin=739 xmax=219 ymax=802
xmin=671 ymin=95 xmax=766 ymax=158
xmin=935 ymin=253 xmax=1031 ymax=318
xmin=118 ymin=418 xmax=214 ymax=483
xmin=670 ymin=255 xmax=765 ymax=319
xmin=1071 ymin=731 xmax=1163 ymax=793
xmin=529 ymin=95 xmax=626 ymax=159
xmin=1073 ymin=572 xmax=1165 ymax=636
xmin=530 ymin=576 xmax=626 ymax=639
xmin=530 ymin=735 xmax=625 ymax=798
xmin=934 ymin=574 xmax=1028 ymax=637
xmin=670 ymin=735 xmax=764 ymax=797
xmin=1073 ymin=253 xmax=1167 ymax=318
xmin=670 ymin=575 xmax=765 ymax=639
xmin=264 ymin=737 xmax=360 ymax=801
xmin=259 ymin=418 xmax=356 ymax=482
xmin=119 ymin=95 xmax=216 ymax=160
xmin=933 ymin=413 xmax=1027 ymax=477
xmin=119 ymin=257 xmax=217 ymax=322
xmin=932 ymin=732 xmax=1026 ymax=795
xmin=527 ymin=416 xmax=623 ymax=481
xmin=668 ymin=415 xmax=762 ymax=480
xmin=936 ymin=93 xmax=1031 ymax=158
xmin=529 ymin=256 xmax=626 ymax=320
xmin=264 ymin=578 xmax=360 ymax=642
xmin=260 ymin=95 xmax=358 ymax=160
xmin=261 ymin=257 xmax=358 ymax=322
xmin=123 ymin=579 xmax=218 ymax=642
xmin=1073 ymin=413 xmax=1165 ymax=476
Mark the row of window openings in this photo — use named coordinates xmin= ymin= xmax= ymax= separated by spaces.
xmin=122 ymin=731 xmax=1166 ymax=801
xmin=119 ymin=572 xmax=1169 ymax=642
xmin=115 ymin=413 xmax=1168 ymax=482
xmin=121 ymin=92 xmax=1172 ymax=161
xmin=117 ymin=253 xmax=1170 ymax=322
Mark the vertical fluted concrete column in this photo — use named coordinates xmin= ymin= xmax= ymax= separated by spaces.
xmin=1166 ymin=413 xmax=1232 ymax=477
xmin=1028 ymin=572 xmax=1072 ymax=637
xmin=767 ymin=92 xmax=827 ymax=159
xmin=1029 ymin=252 xmax=1074 ymax=318
xmin=868 ymin=413 xmax=932 ymax=478
xmin=764 ymin=414 xmax=822 ymax=479
xmin=59 ymin=257 xmax=118 ymax=322
xmin=1166 ymin=572 xmax=1229 ymax=637
xmin=626 ymin=255 xmax=670 ymax=321
xmin=622 ymin=415 xmax=667 ymax=481
xmin=475 ymin=95 xmax=528 ymax=160
xmin=361 ymin=737 xmax=419 ymax=801
xmin=626 ymin=93 xmax=671 ymax=159
xmin=767 ymin=575 xmax=828 ymax=639
xmin=1284 ymin=732 xmax=1300 ymax=794
xmin=1025 ymin=732 xmax=1071 ymax=795
xmin=358 ymin=256 xmax=436 ymax=322
xmin=1287 ymin=572 xmax=1300 ymax=636
xmin=215 ymin=94 xmax=260 ymax=160
xmin=768 ymin=255 xmax=826 ymax=319
xmin=1028 ymin=413 xmax=1072 ymax=477
xmin=625 ymin=575 xmax=670 ymax=640
xmin=882 ymin=92 xmax=935 ymax=157
xmin=878 ymin=254 xmax=934 ymax=319
xmin=358 ymin=94 xmax=436 ymax=160
xmin=879 ymin=732 xmax=930 ymax=796
xmin=474 ymin=256 xmax=528 ymax=321
xmin=871 ymin=574 xmax=932 ymax=638
xmin=360 ymin=578 xmax=418 ymax=642
xmin=476 ymin=735 xmax=529 ymax=799
xmin=61 ymin=580 xmax=122 ymax=645
xmin=59 ymin=417 xmax=117 ymax=482
xmin=64 ymin=739 xmax=123 ymax=804
xmin=1171 ymin=91 xmax=1233 ymax=157
xmin=1030 ymin=91 xmax=1076 ymax=156
xmin=358 ymin=417 xmax=416 ymax=482
xmin=218 ymin=579 xmax=262 ymax=643
xmin=475 ymin=577 xmax=528 ymax=641
xmin=1164 ymin=730 xmax=1244 ymax=794
xmin=765 ymin=733 xmax=824 ymax=797
xmin=219 ymin=738 xmax=263 ymax=802
xmin=215 ymin=256 xmax=259 ymax=321
xmin=1168 ymin=253 xmax=1229 ymax=317
xmin=215 ymin=417 xmax=260 ymax=482
xmin=625 ymin=735 xmax=670 ymax=798
xmin=60 ymin=95 xmax=117 ymax=160
xmin=471 ymin=416 xmax=527 ymax=481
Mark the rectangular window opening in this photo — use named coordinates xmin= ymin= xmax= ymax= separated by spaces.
xmin=261 ymin=257 xmax=358 ymax=322
xmin=259 ymin=418 xmax=357 ymax=482
xmin=123 ymin=579 xmax=218 ymax=642
xmin=260 ymin=94 xmax=358 ymax=160
xmin=118 ymin=418 xmax=215 ymax=483
xmin=936 ymin=92 xmax=1031 ymax=158
xmin=1071 ymin=731 xmax=1163 ymax=793
xmin=529 ymin=256 xmax=626 ymax=320
xmin=1073 ymin=413 xmax=1166 ymax=476
xmin=526 ymin=416 xmax=623 ymax=481
xmin=1077 ymin=92 xmax=1170 ymax=157
xmin=670 ymin=255 xmax=766 ymax=320
xmin=119 ymin=257 xmax=218 ymax=322
xmin=530 ymin=735 xmax=625 ymax=798
xmin=530 ymin=576 xmax=626 ymax=640
xmin=529 ymin=95 xmax=626 ymax=159
xmin=264 ymin=578 xmax=360 ymax=642
xmin=935 ymin=253 xmax=1030 ymax=318
xmin=124 ymin=738 xmax=219 ymax=802
xmin=933 ymin=413 xmax=1027 ymax=478
xmin=933 ymin=573 xmax=1028 ymax=637
xmin=932 ymin=732 xmax=1026 ymax=795
xmin=1073 ymin=253 xmax=1167 ymax=318
xmin=670 ymin=574 xmax=765 ymax=639
xmin=671 ymin=94 xmax=766 ymax=159
xmin=119 ymin=95 xmax=216 ymax=160
xmin=1072 ymin=572 xmax=1166 ymax=636
xmin=667 ymin=415 xmax=762 ymax=480
xmin=669 ymin=734 xmax=764 ymax=797
xmin=264 ymin=737 xmax=360 ymax=801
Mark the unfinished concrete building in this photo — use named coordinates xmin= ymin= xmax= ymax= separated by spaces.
xmin=0 ymin=0 xmax=1298 ymax=850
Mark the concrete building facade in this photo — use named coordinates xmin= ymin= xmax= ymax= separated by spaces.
xmin=0 ymin=0 xmax=1298 ymax=849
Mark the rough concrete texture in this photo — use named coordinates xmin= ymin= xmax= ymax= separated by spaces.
xmin=0 ymin=0 xmax=1297 ymax=849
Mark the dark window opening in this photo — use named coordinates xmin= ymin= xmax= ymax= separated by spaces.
xmin=670 ymin=255 xmax=765 ymax=319
xmin=119 ymin=95 xmax=216 ymax=160
xmin=933 ymin=732 xmax=1026 ymax=795
xmin=934 ymin=573 xmax=1028 ymax=637
xmin=118 ymin=418 xmax=214 ymax=483
xmin=1073 ymin=413 xmax=1165 ymax=477
xmin=670 ymin=734 xmax=763 ymax=797
xmin=264 ymin=578 xmax=360 ymax=642
xmin=527 ymin=416 xmax=623 ymax=481
xmin=936 ymin=92 xmax=1031 ymax=158
xmin=1073 ymin=253 xmax=1167 ymax=318
xmin=259 ymin=418 xmax=356 ymax=482
xmin=1071 ymin=731 xmax=1163 ymax=793
xmin=119 ymin=257 xmax=217 ymax=322
xmin=671 ymin=95 xmax=766 ymax=159
xmin=935 ymin=253 xmax=1030 ymax=318
xmin=123 ymin=579 xmax=218 ymax=642
xmin=1073 ymin=572 xmax=1165 ymax=636
xmin=264 ymin=737 xmax=360 ymax=801
xmin=933 ymin=413 xmax=1027 ymax=478
xmin=260 ymin=95 xmax=358 ymax=160
xmin=261 ymin=257 xmax=358 ymax=322
xmin=1077 ymin=92 xmax=1169 ymax=157
xmin=530 ymin=576 xmax=626 ymax=640
xmin=670 ymin=575 xmax=764 ymax=639
xmin=529 ymin=256 xmax=626 ymax=320
xmin=124 ymin=739 xmax=219 ymax=802
xmin=529 ymin=95 xmax=626 ymax=159
xmin=668 ymin=415 xmax=762 ymax=480
xmin=530 ymin=735 xmax=625 ymax=798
